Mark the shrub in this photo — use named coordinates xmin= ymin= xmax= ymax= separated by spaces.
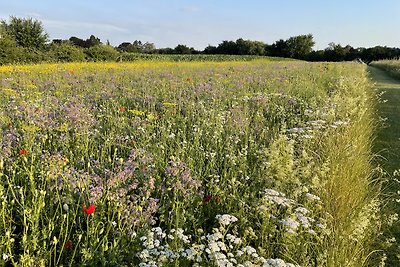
xmin=0 ymin=35 xmax=25 ymax=65
xmin=84 ymin=44 xmax=119 ymax=61
xmin=49 ymin=42 xmax=86 ymax=62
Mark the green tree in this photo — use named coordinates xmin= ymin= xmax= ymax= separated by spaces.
xmin=142 ymin=42 xmax=155 ymax=53
xmin=266 ymin=39 xmax=288 ymax=57
xmin=0 ymin=26 xmax=25 ymax=64
xmin=174 ymin=44 xmax=192 ymax=54
xmin=1 ymin=16 xmax=49 ymax=50
xmin=86 ymin=35 xmax=101 ymax=47
xmin=216 ymin=40 xmax=238 ymax=54
xmin=235 ymin=38 xmax=265 ymax=55
xmin=285 ymin=34 xmax=315 ymax=59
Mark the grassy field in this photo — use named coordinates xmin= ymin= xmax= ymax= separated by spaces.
xmin=368 ymin=63 xmax=400 ymax=266
xmin=0 ymin=60 xmax=383 ymax=266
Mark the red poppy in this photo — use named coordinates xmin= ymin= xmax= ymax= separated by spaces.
xmin=119 ymin=107 xmax=125 ymax=112
xmin=186 ymin=77 xmax=192 ymax=82
xmin=64 ymin=240 xmax=73 ymax=250
xmin=19 ymin=149 xmax=27 ymax=156
xmin=83 ymin=204 xmax=96 ymax=215
xmin=203 ymin=195 xmax=212 ymax=204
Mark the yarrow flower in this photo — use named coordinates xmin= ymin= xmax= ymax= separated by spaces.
xmin=305 ymin=193 xmax=321 ymax=201
xmin=216 ymin=214 xmax=238 ymax=226
xmin=83 ymin=204 xmax=96 ymax=215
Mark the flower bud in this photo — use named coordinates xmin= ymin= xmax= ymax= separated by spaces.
xmin=63 ymin=203 xmax=69 ymax=211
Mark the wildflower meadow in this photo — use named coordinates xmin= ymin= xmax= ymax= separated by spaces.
xmin=0 ymin=59 xmax=393 ymax=266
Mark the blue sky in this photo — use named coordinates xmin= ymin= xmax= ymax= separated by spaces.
xmin=1 ymin=0 xmax=399 ymax=50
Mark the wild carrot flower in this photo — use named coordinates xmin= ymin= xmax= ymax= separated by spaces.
xmin=83 ymin=204 xmax=96 ymax=215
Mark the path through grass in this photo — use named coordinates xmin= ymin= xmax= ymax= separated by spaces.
xmin=368 ymin=66 xmax=400 ymax=265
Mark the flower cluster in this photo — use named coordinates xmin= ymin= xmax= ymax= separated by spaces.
xmin=136 ymin=214 xmax=300 ymax=267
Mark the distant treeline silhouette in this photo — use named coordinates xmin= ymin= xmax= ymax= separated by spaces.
xmin=1 ymin=16 xmax=399 ymax=64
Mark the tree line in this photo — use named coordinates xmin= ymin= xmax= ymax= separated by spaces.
xmin=1 ymin=16 xmax=400 ymax=65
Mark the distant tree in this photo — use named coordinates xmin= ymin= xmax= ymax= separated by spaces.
xmin=117 ymin=42 xmax=133 ymax=52
xmin=69 ymin=36 xmax=86 ymax=47
xmin=203 ymin=45 xmax=217 ymax=54
xmin=266 ymin=39 xmax=288 ymax=57
xmin=52 ymin=39 xmax=63 ymax=45
xmin=69 ymin=35 xmax=101 ymax=48
xmin=324 ymin=43 xmax=348 ymax=61
xmin=284 ymin=34 xmax=315 ymax=59
xmin=306 ymin=50 xmax=326 ymax=61
xmin=360 ymin=46 xmax=400 ymax=63
xmin=86 ymin=35 xmax=101 ymax=47
xmin=216 ymin=40 xmax=238 ymax=54
xmin=117 ymin=40 xmax=155 ymax=53
xmin=1 ymin=16 xmax=49 ymax=50
xmin=142 ymin=42 xmax=156 ymax=53
xmin=235 ymin=38 xmax=265 ymax=55
xmin=174 ymin=44 xmax=192 ymax=54
xmin=156 ymin=47 xmax=174 ymax=54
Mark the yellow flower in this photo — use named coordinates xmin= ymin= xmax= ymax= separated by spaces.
xmin=21 ymin=124 xmax=41 ymax=133
xmin=57 ymin=123 xmax=69 ymax=132
xmin=147 ymin=113 xmax=157 ymax=121
xmin=128 ymin=109 xmax=145 ymax=117
xmin=1 ymin=88 xmax=19 ymax=97
xmin=162 ymin=102 xmax=177 ymax=108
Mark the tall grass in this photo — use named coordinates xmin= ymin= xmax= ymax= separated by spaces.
xmin=0 ymin=60 xmax=382 ymax=266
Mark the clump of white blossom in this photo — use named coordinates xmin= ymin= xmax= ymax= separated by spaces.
xmin=259 ymin=188 xmax=326 ymax=236
xmin=136 ymin=214 xmax=300 ymax=267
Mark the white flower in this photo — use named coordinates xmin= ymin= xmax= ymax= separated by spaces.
xmin=243 ymin=246 xmax=257 ymax=255
xmin=264 ymin=189 xmax=282 ymax=196
xmin=305 ymin=193 xmax=321 ymax=201
xmin=264 ymin=189 xmax=294 ymax=207
xmin=281 ymin=218 xmax=300 ymax=231
xmin=209 ymin=241 xmax=220 ymax=252
xmin=294 ymin=207 xmax=309 ymax=214
xmin=2 ymin=253 xmax=9 ymax=261
xmin=263 ymin=258 xmax=301 ymax=267
xmin=216 ymin=214 xmax=238 ymax=226
xmin=296 ymin=213 xmax=311 ymax=228
xmin=111 ymin=221 xmax=117 ymax=227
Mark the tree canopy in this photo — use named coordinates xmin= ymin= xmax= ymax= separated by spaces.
xmin=1 ymin=16 xmax=400 ymax=64
xmin=1 ymin=16 xmax=48 ymax=50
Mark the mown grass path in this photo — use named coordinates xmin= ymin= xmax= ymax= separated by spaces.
xmin=368 ymin=66 xmax=400 ymax=264
xmin=369 ymin=67 xmax=400 ymax=172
